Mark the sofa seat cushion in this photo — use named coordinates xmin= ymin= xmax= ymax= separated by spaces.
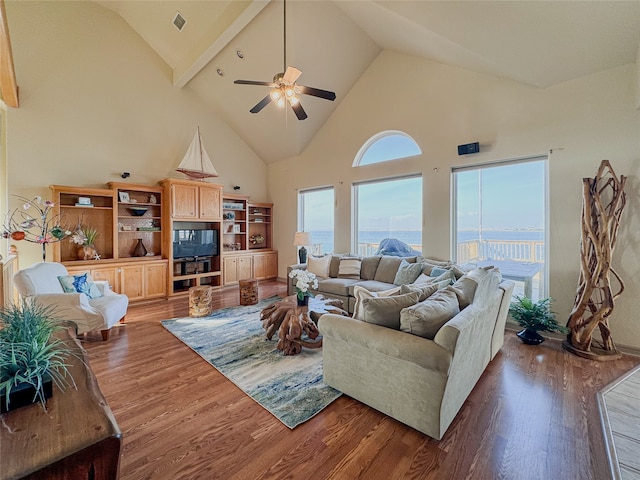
xmin=348 ymin=280 xmax=397 ymax=297
xmin=400 ymin=288 xmax=460 ymax=339
xmin=315 ymin=277 xmax=359 ymax=297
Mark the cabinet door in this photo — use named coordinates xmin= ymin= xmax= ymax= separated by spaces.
xmin=223 ymin=256 xmax=238 ymax=284
xmin=120 ymin=265 xmax=144 ymax=301
xmin=172 ymin=184 xmax=198 ymax=219
xmin=199 ymin=186 xmax=221 ymax=220
xmin=145 ymin=263 xmax=167 ymax=298
xmin=265 ymin=252 xmax=278 ymax=279
xmin=253 ymin=254 xmax=266 ymax=279
xmin=90 ymin=267 xmax=121 ymax=293
xmin=238 ymin=256 xmax=253 ymax=280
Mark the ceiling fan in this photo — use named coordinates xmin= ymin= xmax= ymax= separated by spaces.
xmin=234 ymin=0 xmax=336 ymax=120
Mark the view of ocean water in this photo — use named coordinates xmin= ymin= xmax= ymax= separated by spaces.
xmin=307 ymin=229 xmax=544 ymax=254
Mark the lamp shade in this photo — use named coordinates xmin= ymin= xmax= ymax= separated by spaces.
xmin=293 ymin=232 xmax=312 ymax=246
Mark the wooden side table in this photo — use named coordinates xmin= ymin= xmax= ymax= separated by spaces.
xmin=239 ymin=278 xmax=258 ymax=306
xmin=189 ymin=286 xmax=213 ymax=317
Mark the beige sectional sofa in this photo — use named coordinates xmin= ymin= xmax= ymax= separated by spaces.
xmin=318 ymin=266 xmax=514 ymax=440
xmin=293 ymin=256 xmax=514 ymax=441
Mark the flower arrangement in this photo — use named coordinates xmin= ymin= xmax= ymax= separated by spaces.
xmin=2 ymin=196 xmax=71 ymax=261
xmin=288 ymin=268 xmax=318 ymax=302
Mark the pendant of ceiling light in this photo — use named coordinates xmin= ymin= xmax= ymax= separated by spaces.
xmin=234 ymin=0 xmax=336 ymax=120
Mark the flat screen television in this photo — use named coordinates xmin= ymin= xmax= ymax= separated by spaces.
xmin=173 ymin=228 xmax=218 ymax=259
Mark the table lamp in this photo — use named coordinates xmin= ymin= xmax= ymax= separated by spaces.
xmin=293 ymin=232 xmax=312 ymax=264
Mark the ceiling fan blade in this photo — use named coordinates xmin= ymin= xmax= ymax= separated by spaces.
xmin=298 ymin=85 xmax=336 ymax=101
xmin=250 ymin=95 xmax=273 ymax=113
xmin=291 ymin=101 xmax=308 ymax=120
xmin=282 ymin=66 xmax=302 ymax=84
xmin=234 ymin=79 xmax=273 ymax=86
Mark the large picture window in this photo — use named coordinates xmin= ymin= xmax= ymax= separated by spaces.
xmin=353 ymin=175 xmax=422 ymax=256
xmin=298 ymin=187 xmax=334 ymax=255
xmin=452 ymin=157 xmax=548 ymax=300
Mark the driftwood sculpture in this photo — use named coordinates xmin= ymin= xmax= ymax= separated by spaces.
xmin=260 ymin=295 xmax=348 ymax=355
xmin=563 ymin=160 xmax=626 ymax=361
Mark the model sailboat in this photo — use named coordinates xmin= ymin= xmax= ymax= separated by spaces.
xmin=176 ymin=127 xmax=219 ymax=180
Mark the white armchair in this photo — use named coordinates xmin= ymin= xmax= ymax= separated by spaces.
xmin=13 ymin=262 xmax=128 ymax=340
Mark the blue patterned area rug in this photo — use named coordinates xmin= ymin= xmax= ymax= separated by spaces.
xmin=161 ymin=296 xmax=341 ymax=429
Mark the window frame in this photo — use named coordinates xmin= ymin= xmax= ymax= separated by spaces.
xmin=351 ymin=173 xmax=423 ymax=255
xmin=451 ymin=155 xmax=549 ymax=299
xmin=297 ymin=186 xmax=335 ymax=255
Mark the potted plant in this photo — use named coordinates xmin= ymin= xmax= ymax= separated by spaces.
xmin=0 ymin=300 xmax=76 ymax=413
xmin=509 ymin=296 xmax=569 ymax=345
xmin=288 ymin=269 xmax=318 ymax=306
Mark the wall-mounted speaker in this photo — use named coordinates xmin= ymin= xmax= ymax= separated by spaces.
xmin=457 ymin=142 xmax=479 ymax=155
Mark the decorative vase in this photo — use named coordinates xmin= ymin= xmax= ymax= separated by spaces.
xmin=297 ymin=294 xmax=309 ymax=307
xmin=132 ymin=239 xmax=147 ymax=257
xmin=78 ymin=245 xmax=98 ymax=260
xmin=517 ymin=328 xmax=545 ymax=345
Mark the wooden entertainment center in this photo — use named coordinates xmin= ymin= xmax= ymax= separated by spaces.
xmin=50 ymin=179 xmax=277 ymax=299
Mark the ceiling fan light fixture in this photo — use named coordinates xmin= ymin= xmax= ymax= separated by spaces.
xmin=270 ymin=89 xmax=282 ymax=102
xmin=288 ymin=95 xmax=299 ymax=106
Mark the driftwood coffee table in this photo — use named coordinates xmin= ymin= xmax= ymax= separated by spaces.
xmin=260 ymin=294 xmax=349 ymax=355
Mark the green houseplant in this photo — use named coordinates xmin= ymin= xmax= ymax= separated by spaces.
xmin=509 ymin=296 xmax=569 ymax=345
xmin=0 ymin=300 xmax=76 ymax=412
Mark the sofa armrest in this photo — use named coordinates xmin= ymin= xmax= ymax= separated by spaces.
xmin=28 ymin=292 xmax=92 ymax=310
xmin=319 ymin=314 xmax=452 ymax=375
xmin=287 ymin=263 xmax=308 ymax=295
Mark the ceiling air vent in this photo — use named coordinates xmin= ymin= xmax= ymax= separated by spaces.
xmin=172 ymin=12 xmax=187 ymax=32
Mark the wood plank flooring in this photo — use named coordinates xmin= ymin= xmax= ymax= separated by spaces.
xmin=81 ymin=281 xmax=640 ymax=480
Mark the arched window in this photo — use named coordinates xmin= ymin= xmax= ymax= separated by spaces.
xmin=353 ymin=131 xmax=421 ymax=167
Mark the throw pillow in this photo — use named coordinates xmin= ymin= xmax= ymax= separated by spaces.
xmin=430 ymin=266 xmax=450 ymax=277
xmin=338 ymin=257 xmax=362 ymax=279
xmin=361 ymin=291 xmax=420 ymax=330
xmin=307 ymin=255 xmax=331 ymax=278
xmin=393 ymin=259 xmax=423 ymax=285
xmin=399 ymin=288 xmax=460 ymax=339
xmin=352 ymin=284 xmax=401 ymax=320
xmin=399 ymin=283 xmax=439 ymax=302
xmin=58 ymin=273 xmax=102 ymax=299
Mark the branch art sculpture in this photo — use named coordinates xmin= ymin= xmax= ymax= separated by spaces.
xmin=563 ymin=160 xmax=626 ymax=361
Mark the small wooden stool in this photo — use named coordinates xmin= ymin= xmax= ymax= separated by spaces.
xmin=239 ymin=279 xmax=258 ymax=306
xmin=189 ymin=286 xmax=212 ymax=317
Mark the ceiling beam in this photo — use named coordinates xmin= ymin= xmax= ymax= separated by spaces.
xmin=173 ymin=0 xmax=270 ymax=88
xmin=0 ymin=0 xmax=18 ymax=108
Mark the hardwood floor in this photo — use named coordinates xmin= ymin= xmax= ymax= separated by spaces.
xmin=82 ymin=281 xmax=640 ymax=480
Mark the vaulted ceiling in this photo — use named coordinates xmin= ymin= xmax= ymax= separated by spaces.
xmin=97 ymin=0 xmax=640 ymax=164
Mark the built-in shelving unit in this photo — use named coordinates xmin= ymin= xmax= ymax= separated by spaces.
xmin=158 ymin=178 xmax=224 ymax=296
xmin=50 ymin=183 xmax=169 ymax=302
xmin=221 ymin=194 xmax=277 ymax=285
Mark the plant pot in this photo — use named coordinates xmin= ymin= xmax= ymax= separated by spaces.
xmin=78 ymin=245 xmax=98 ymax=260
xmin=517 ymin=328 xmax=545 ymax=345
xmin=1 ymin=374 xmax=53 ymax=413
xmin=297 ymin=295 xmax=309 ymax=307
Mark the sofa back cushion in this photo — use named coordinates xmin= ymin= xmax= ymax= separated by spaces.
xmin=329 ymin=255 xmax=345 ymax=278
xmin=374 ymin=256 xmax=416 ymax=284
xmin=352 ymin=284 xmax=401 ymax=319
xmin=400 ymin=288 xmax=460 ymax=339
xmin=361 ymin=291 xmax=420 ymax=330
xmin=308 ymin=255 xmax=331 ymax=278
xmin=360 ymin=256 xmax=382 ymax=280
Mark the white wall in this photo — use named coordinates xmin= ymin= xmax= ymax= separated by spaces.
xmin=268 ymin=50 xmax=640 ymax=349
xmin=5 ymin=1 xmax=267 ymax=266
